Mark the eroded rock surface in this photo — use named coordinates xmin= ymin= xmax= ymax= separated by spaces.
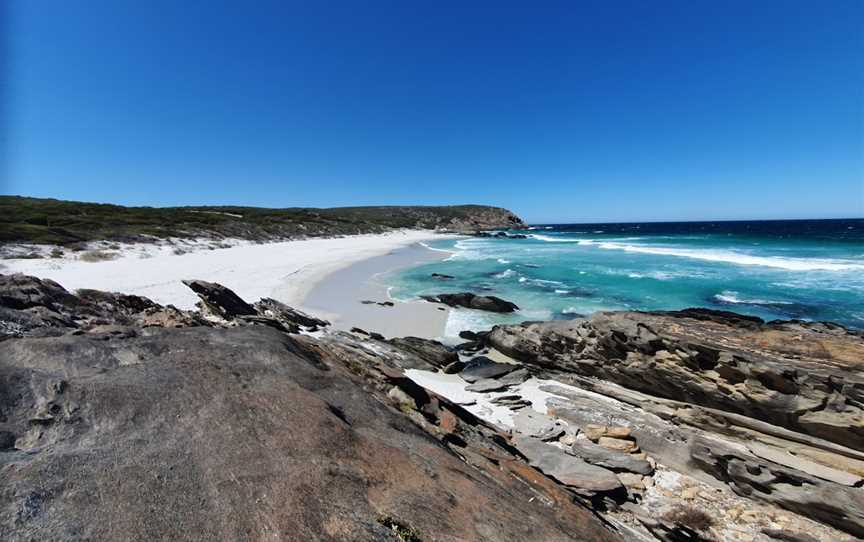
xmin=489 ymin=309 xmax=864 ymax=452
xmin=0 ymin=273 xmax=615 ymax=542
xmin=482 ymin=309 xmax=864 ymax=538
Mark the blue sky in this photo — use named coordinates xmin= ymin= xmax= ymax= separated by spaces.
xmin=3 ymin=0 xmax=863 ymax=223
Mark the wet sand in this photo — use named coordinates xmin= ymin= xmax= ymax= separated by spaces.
xmin=300 ymin=242 xmax=454 ymax=340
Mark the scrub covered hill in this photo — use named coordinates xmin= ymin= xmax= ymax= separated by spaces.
xmin=0 ymin=196 xmax=524 ymax=245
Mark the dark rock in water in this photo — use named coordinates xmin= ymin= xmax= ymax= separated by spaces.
xmin=513 ymin=437 xmax=622 ymax=492
xmin=182 ymin=279 xmax=256 ymax=319
xmin=442 ymin=360 xmax=466 ymax=374
xmin=454 ymin=340 xmax=483 ymax=353
xmin=556 ymin=310 xmax=586 ymax=320
xmin=422 ymin=292 xmax=519 ymax=313
xmin=459 ymin=356 xmax=519 ymax=382
xmin=568 ymin=440 xmax=653 ymax=475
xmin=387 ymin=336 xmax=458 ymax=369
xmin=431 ymin=273 xmax=455 ymax=280
xmin=471 ymin=231 xmax=529 ymax=239
xmin=459 ymin=329 xmax=489 ymax=341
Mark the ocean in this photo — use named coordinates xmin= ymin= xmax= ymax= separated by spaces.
xmin=387 ymin=219 xmax=864 ymax=335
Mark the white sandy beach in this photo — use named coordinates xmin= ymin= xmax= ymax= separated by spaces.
xmin=2 ymin=231 xmax=455 ymax=324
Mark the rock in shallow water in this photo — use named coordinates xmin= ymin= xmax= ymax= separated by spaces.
xmin=421 ymin=292 xmax=519 ymax=313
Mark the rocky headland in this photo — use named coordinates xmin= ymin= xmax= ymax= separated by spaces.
xmin=1 ymin=273 xmax=862 ymax=541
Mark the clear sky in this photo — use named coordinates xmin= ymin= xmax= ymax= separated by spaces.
xmin=2 ymin=0 xmax=863 ymax=223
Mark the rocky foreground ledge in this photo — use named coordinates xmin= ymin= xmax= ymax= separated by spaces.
xmin=1 ymin=273 xmax=863 ymax=541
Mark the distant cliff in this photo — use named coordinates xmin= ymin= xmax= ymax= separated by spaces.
xmin=0 ymin=196 xmax=525 ymax=245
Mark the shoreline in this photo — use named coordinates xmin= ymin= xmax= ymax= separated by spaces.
xmin=1 ymin=231 xmax=459 ymax=322
xmin=300 ymin=240 xmax=456 ymax=340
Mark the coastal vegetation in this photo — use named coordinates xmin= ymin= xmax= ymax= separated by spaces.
xmin=0 ymin=195 xmax=524 ymax=245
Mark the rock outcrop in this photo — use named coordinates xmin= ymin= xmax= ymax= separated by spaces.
xmin=482 ymin=308 xmax=864 ymax=538
xmin=3 ymin=273 xmax=862 ymax=541
xmin=0 ymin=273 xmax=614 ymax=541
xmin=488 ymin=309 xmax=864 ymax=452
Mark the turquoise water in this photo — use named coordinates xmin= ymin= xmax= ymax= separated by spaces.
xmin=388 ymin=219 xmax=864 ymax=335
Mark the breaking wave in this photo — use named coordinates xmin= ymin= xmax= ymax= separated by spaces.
xmin=713 ymin=290 xmax=793 ymax=306
xmin=582 ymin=241 xmax=864 ymax=271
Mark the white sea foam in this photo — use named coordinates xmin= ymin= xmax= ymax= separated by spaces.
xmin=561 ymin=306 xmax=582 ymax=314
xmin=530 ymin=233 xmax=864 ymax=271
xmin=530 ymin=234 xmax=582 ymax=243
xmin=531 ymin=278 xmax=565 ymax=286
xmin=417 ymin=241 xmax=456 ymax=254
xmin=494 ymin=268 xmax=518 ymax=279
xmin=580 ymin=241 xmax=864 ymax=271
xmin=554 ymin=289 xmax=570 ymax=294
xmin=443 ymin=309 xmax=496 ymax=338
xmin=714 ymin=290 xmax=793 ymax=306
xmin=497 ymin=258 xmax=511 ymax=264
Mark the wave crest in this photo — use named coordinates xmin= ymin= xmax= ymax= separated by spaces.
xmin=713 ymin=290 xmax=793 ymax=306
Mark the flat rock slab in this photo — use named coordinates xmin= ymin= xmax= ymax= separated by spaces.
xmin=496 ymin=368 xmax=530 ymax=386
xmin=569 ymin=439 xmax=653 ymax=475
xmin=748 ymin=442 xmax=863 ymax=486
xmin=460 ymin=356 xmax=518 ymax=383
xmin=512 ymin=410 xmax=567 ymax=441
xmin=465 ymin=379 xmax=510 ymax=393
xmin=513 ymin=437 xmax=621 ymax=492
xmin=597 ymin=436 xmax=638 ymax=453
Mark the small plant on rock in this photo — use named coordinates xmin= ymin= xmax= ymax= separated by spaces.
xmin=662 ymin=505 xmax=715 ymax=532
xmin=377 ymin=516 xmax=422 ymax=542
